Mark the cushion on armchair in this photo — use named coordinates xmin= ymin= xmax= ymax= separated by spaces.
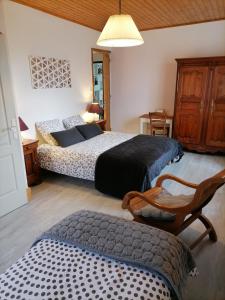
xmin=133 ymin=189 xmax=194 ymax=222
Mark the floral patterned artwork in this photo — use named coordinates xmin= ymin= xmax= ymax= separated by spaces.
xmin=29 ymin=56 xmax=72 ymax=89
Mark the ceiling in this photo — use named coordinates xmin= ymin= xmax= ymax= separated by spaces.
xmin=12 ymin=0 xmax=225 ymax=31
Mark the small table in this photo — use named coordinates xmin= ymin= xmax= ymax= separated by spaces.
xmin=139 ymin=114 xmax=173 ymax=138
xmin=22 ymin=139 xmax=41 ymax=186
xmin=95 ymin=119 xmax=106 ymax=131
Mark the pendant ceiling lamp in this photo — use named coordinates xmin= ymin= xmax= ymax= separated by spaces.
xmin=96 ymin=0 xmax=144 ymax=47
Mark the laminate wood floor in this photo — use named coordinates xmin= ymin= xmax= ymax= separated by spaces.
xmin=0 ymin=152 xmax=225 ymax=300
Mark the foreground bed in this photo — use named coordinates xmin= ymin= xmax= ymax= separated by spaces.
xmin=38 ymin=131 xmax=183 ymax=198
xmin=0 ymin=211 xmax=195 ymax=300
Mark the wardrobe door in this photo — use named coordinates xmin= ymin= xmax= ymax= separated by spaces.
xmin=205 ymin=66 xmax=225 ymax=148
xmin=174 ymin=66 xmax=209 ymax=145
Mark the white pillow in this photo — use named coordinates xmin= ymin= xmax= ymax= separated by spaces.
xmin=35 ymin=119 xmax=64 ymax=145
xmin=63 ymin=115 xmax=85 ymax=129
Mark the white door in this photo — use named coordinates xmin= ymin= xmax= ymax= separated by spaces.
xmin=0 ymin=34 xmax=27 ymax=217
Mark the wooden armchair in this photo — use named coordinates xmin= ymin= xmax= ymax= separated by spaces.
xmin=122 ymin=169 xmax=225 ymax=249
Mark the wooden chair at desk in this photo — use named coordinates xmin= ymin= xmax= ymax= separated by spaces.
xmin=149 ymin=111 xmax=169 ymax=137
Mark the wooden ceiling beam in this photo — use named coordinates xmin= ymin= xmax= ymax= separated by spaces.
xmin=11 ymin=0 xmax=225 ymax=32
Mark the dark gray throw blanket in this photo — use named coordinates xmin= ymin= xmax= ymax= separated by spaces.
xmin=34 ymin=210 xmax=195 ymax=300
xmin=95 ymin=135 xmax=183 ymax=198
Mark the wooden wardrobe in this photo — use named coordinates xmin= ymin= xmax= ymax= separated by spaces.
xmin=173 ymin=56 xmax=225 ymax=153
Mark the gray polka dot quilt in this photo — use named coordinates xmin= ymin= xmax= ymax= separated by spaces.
xmin=0 ymin=211 xmax=196 ymax=300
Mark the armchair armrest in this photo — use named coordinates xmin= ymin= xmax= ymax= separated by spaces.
xmin=214 ymin=168 xmax=225 ymax=179
xmin=122 ymin=187 xmax=192 ymax=214
xmin=122 ymin=187 xmax=161 ymax=209
xmin=156 ymin=174 xmax=198 ymax=189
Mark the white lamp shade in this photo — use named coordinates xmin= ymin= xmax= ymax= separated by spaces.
xmin=97 ymin=14 xmax=144 ymax=47
xmin=82 ymin=111 xmax=95 ymax=123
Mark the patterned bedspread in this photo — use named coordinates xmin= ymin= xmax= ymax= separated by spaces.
xmin=38 ymin=131 xmax=135 ymax=180
xmin=0 ymin=211 xmax=196 ymax=300
xmin=0 ymin=239 xmax=171 ymax=300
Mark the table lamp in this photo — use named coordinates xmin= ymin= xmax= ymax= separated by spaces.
xmin=18 ymin=116 xmax=29 ymax=142
xmin=87 ymin=103 xmax=103 ymax=121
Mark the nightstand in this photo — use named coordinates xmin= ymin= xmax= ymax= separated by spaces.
xmin=22 ymin=139 xmax=41 ymax=186
xmin=95 ymin=119 xmax=106 ymax=131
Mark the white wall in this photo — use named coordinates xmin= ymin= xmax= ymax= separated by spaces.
xmin=0 ymin=1 xmax=5 ymax=32
xmin=111 ymin=21 xmax=225 ymax=133
xmin=1 ymin=0 xmax=99 ymax=137
xmin=2 ymin=1 xmax=225 ymax=136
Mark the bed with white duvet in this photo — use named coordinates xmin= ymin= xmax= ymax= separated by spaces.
xmin=38 ymin=131 xmax=135 ymax=181
xmin=36 ymin=116 xmax=183 ymax=198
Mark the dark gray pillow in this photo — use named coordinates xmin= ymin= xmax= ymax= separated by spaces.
xmin=76 ymin=123 xmax=103 ymax=140
xmin=51 ymin=127 xmax=85 ymax=147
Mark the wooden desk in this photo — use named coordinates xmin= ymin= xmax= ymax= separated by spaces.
xmin=139 ymin=114 xmax=173 ymax=137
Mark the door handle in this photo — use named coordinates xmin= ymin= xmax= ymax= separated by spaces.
xmin=0 ymin=125 xmax=17 ymax=133
xmin=0 ymin=126 xmax=14 ymax=132
xmin=0 ymin=119 xmax=18 ymax=138
xmin=0 ymin=128 xmax=7 ymax=133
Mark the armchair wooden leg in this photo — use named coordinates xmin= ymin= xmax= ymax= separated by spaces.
xmin=190 ymin=214 xmax=217 ymax=250
xmin=198 ymin=215 xmax=217 ymax=242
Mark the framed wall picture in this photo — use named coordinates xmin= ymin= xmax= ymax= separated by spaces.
xmin=29 ymin=56 xmax=72 ymax=89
